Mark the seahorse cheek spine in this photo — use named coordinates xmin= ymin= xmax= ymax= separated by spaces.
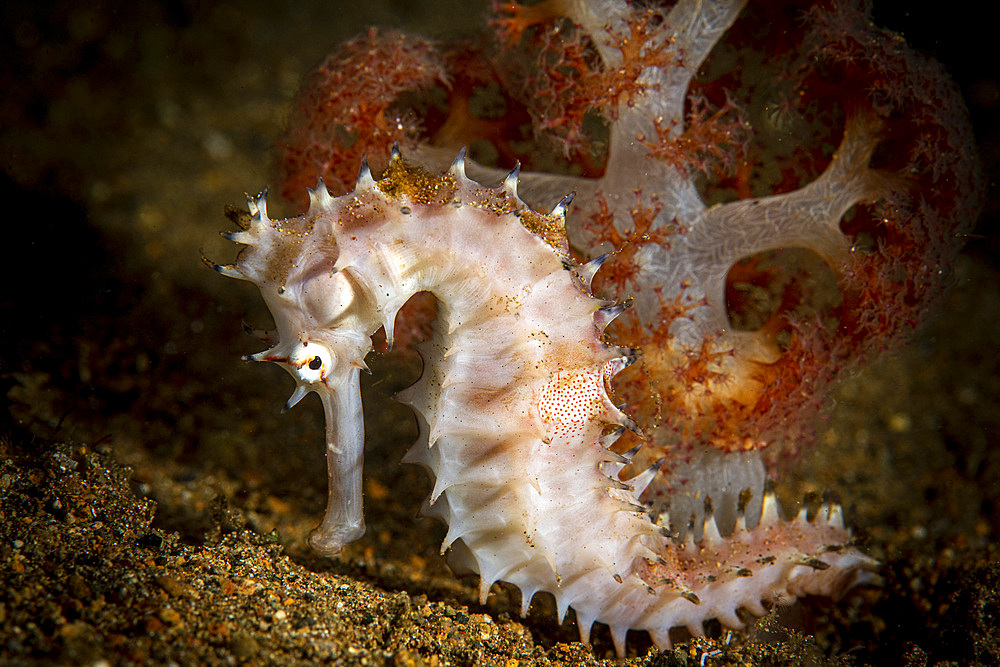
xmin=216 ymin=151 xmax=877 ymax=655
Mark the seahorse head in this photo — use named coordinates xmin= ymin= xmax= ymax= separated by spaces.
xmin=215 ymin=188 xmax=376 ymax=408
xmin=210 ymin=186 xmax=381 ymax=552
xmin=252 ymin=271 xmax=375 ymax=414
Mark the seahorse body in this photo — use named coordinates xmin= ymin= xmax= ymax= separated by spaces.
xmin=217 ymin=152 xmax=876 ymax=655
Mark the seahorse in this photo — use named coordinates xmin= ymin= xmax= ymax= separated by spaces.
xmin=214 ymin=149 xmax=876 ymax=655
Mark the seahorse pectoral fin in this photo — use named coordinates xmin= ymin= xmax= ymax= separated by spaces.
xmin=308 ymin=366 xmax=367 ymax=555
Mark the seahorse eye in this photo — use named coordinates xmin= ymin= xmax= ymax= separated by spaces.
xmin=290 ymin=341 xmax=334 ymax=383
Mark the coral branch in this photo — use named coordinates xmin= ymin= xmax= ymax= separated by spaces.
xmin=276 ymin=29 xmax=447 ymax=208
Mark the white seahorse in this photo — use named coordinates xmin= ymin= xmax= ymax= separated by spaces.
xmin=213 ymin=148 xmax=876 ymax=655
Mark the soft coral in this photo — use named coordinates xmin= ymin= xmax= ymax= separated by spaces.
xmin=273 ymin=0 xmax=983 ymax=534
